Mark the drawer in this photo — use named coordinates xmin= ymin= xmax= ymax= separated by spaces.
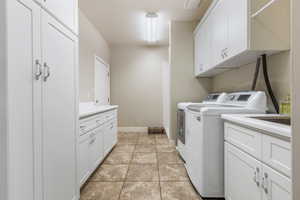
xmin=79 ymin=115 xmax=104 ymax=135
xmin=262 ymin=134 xmax=291 ymax=177
xmin=225 ymin=123 xmax=262 ymax=159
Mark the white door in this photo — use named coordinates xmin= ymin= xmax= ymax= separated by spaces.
xmin=41 ymin=11 xmax=78 ymax=200
xmin=40 ymin=0 xmax=78 ymax=34
xmin=225 ymin=142 xmax=262 ymax=200
xmin=95 ymin=56 xmax=109 ymax=105
xmin=227 ymin=0 xmax=248 ymax=58
xmin=6 ymin=0 xmax=41 ymax=199
xmin=195 ymin=27 xmax=205 ymax=74
xmin=262 ymin=165 xmax=291 ymax=200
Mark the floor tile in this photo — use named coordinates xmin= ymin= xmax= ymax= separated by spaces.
xmin=156 ymin=144 xmax=176 ymax=153
xmin=104 ymin=152 xmax=132 ymax=164
xmin=80 ymin=182 xmax=123 ymax=200
xmin=132 ymin=153 xmax=157 ymax=164
xmin=118 ymin=137 xmax=138 ymax=145
xmin=137 ymin=137 xmax=156 ymax=145
xmin=90 ymin=164 xmax=128 ymax=182
xmin=160 ymin=181 xmax=201 ymax=200
xmin=126 ymin=164 xmax=159 ymax=181
xmin=118 ymin=132 xmax=139 ymax=138
xmin=119 ymin=182 xmax=161 ymax=200
xmin=135 ymin=144 xmax=156 ymax=153
xmin=155 ymin=134 xmax=168 ymax=139
xmin=156 ymin=138 xmax=171 ymax=145
xmin=113 ymin=144 xmax=135 ymax=153
xmin=159 ymin=164 xmax=189 ymax=181
xmin=157 ymin=152 xmax=183 ymax=164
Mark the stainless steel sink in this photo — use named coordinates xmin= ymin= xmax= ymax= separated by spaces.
xmin=249 ymin=116 xmax=291 ymax=126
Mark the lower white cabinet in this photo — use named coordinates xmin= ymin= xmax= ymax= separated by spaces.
xmin=78 ymin=109 xmax=118 ymax=187
xmin=225 ymin=143 xmax=291 ymax=200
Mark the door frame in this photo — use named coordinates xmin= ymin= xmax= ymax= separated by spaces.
xmin=292 ymin=0 xmax=300 ymax=199
xmin=94 ymin=55 xmax=110 ymax=105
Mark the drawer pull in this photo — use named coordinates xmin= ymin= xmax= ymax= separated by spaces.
xmin=80 ymin=125 xmax=86 ymax=129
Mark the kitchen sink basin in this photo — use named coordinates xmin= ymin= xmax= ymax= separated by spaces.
xmin=250 ymin=116 xmax=291 ymax=126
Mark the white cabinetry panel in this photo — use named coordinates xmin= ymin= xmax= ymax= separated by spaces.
xmin=6 ymin=0 xmax=41 ymax=199
xmin=225 ymin=143 xmax=261 ymax=200
xmin=262 ymin=165 xmax=291 ymax=200
xmin=41 ymin=11 xmax=78 ymax=200
xmin=40 ymin=0 xmax=78 ymax=34
xmin=262 ymin=135 xmax=291 ymax=177
xmin=194 ymin=0 xmax=290 ymax=77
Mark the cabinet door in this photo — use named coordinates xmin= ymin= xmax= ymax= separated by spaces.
xmin=91 ymin=128 xmax=104 ymax=169
xmin=227 ymin=0 xmax=248 ymax=58
xmin=79 ymin=137 xmax=90 ymax=186
xmin=41 ymin=0 xmax=78 ymax=34
xmin=211 ymin=0 xmax=228 ymax=66
xmin=225 ymin=143 xmax=262 ymax=200
xmin=262 ymin=165 xmax=291 ymax=200
xmin=103 ymin=124 xmax=111 ymax=157
xmin=6 ymin=0 xmax=41 ymax=199
xmin=41 ymin=11 xmax=78 ymax=200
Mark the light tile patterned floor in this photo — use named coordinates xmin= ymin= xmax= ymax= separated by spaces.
xmin=80 ymin=132 xmax=203 ymax=200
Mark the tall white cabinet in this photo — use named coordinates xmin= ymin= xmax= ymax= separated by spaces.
xmin=1 ymin=0 xmax=79 ymax=200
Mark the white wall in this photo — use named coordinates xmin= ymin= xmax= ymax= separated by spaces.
xmin=212 ymin=51 xmax=291 ymax=113
xmin=79 ymin=10 xmax=110 ymax=102
xmin=292 ymin=0 xmax=300 ymax=199
xmin=169 ymin=21 xmax=212 ymax=140
xmin=110 ymin=45 xmax=168 ymax=128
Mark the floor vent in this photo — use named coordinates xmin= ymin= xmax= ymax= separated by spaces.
xmin=148 ymin=127 xmax=165 ymax=134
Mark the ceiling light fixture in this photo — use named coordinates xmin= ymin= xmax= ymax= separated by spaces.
xmin=145 ymin=12 xmax=159 ymax=44
xmin=184 ymin=0 xmax=201 ymax=10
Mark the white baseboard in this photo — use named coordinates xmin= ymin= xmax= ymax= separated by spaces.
xmin=118 ymin=127 xmax=148 ymax=133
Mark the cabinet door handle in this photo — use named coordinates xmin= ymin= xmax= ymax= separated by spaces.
xmin=196 ymin=116 xmax=201 ymax=122
xmin=35 ymin=59 xmax=42 ymax=80
xmin=262 ymin=172 xmax=269 ymax=194
xmin=253 ymin=167 xmax=260 ymax=186
xmin=43 ymin=63 xmax=51 ymax=82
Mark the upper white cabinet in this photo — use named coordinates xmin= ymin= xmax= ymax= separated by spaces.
xmin=35 ymin=0 xmax=78 ymax=34
xmin=194 ymin=0 xmax=290 ymax=77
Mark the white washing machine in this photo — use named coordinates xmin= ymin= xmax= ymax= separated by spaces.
xmin=185 ymin=91 xmax=267 ymax=198
xmin=176 ymin=93 xmax=227 ymax=161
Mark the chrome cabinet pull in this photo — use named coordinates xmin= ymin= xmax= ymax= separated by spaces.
xmin=262 ymin=172 xmax=269 ymax=194
xmin=43 ymin=63 xmax=50 ymax=82
xmin=35 ymin=59 xmax=42 ymax=80
xmin=253 ymin=167 xmax=260 ymax=186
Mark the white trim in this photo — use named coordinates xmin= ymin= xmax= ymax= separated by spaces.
xmin=94 ymin=55 xmax=110 ymax=105
xmin=118 ymin=127 xmax=148 ymax=133
xmin=0 ymin=0 xmax=7 ymax=199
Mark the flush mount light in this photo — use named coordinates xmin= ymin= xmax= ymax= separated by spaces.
xmin=145 ymin=12 xmax=159 ymax=44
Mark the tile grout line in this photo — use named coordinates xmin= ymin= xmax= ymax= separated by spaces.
xmin=117 ymin=135 xmax=136 ymax=200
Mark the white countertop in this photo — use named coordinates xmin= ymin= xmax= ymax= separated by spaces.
xmin=222 ymin=114 xmax=292 ymax=140
xmin=79 ymin=102 xmax=118 ymax=119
